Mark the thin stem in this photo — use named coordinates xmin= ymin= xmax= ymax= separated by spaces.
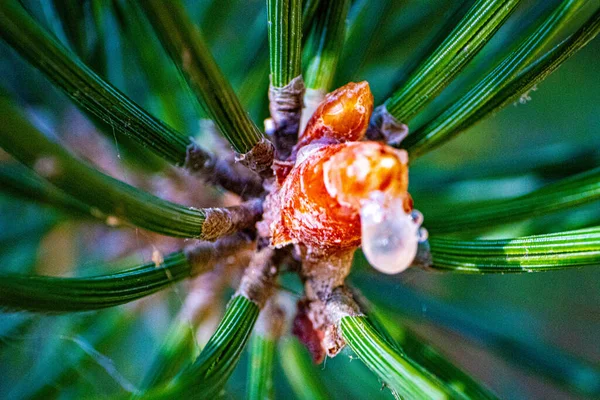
xmin=0 ymin=98 xmax=261 ymax=239
xmin=404 ymin=0 xmax=587 ymax=157
xmin=138 ymin=1 xmax=270 ymax=159
xmin=426 ymin=166 xmax=600 ymax=234
xmin=304 ymin=0 xmax=350 ymax=92
xmin=383 ymin=0 xmax=521 ymax=124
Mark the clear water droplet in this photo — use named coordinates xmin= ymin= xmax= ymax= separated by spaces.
xmin=360 ymin=192 xmax=422 ymax=274
xmin=410 ymin=210 xmax=424 ymax=225
xmin=418 ymin=227 xmax=429 ymax=242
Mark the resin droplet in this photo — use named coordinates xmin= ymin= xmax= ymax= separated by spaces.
xmin=360 ymin=192 xmax=423 ymax=274
xmin=295 ymin=81 xmax=374 ymax=151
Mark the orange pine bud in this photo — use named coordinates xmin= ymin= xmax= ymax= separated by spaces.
xmin=271 ymin=142 xmax=410 ymax=252
xmin=295 ymin=81 xmax=373 ymax=152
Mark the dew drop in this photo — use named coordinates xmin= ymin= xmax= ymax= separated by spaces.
xmin=360 ymin=192 xmax=423 ymax=274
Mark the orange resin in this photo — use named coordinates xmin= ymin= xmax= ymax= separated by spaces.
xmin=271 ymin=142 xmax=410 ymax=252
xmin=295 ymin=81 xmax=373 ymax=152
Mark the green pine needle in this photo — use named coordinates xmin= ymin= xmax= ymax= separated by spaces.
xmin=0 ymin=163 xmax=91 ymax=218
xmin=355 ymin=297 xmax=499 ymax=400
xmin=278 ymin=337 xmax=330 ymax=400
xmin=138 ymin=0 xmax=266 ymax=154
xmin=304 ymin=0 xmax=350 ymax=91
xmin=247 ymin=334 xmax=277 ymax=399
xmin=268 ymin=0 xmax=303 ymax=87
xmin=384 ymin=0 xmax=522 ymax=124
xmin=146 ymin=295 xmax=259 ymax=399
xmin=340 ymin=315 xmax=461 ymax=399
xmin=404 ymin=0 xmax=590 ymax=157
xmin=0 ymin=97 xmax=209 ymax=238
xmin=427 ymin=166 xmax=600 ymax=234
xmin=0 ymin=0 xmax=193 ymax=165
xmin=0 ymin=251 xmax=191 ymax=312
xmin=429 ymin=226 xmax=600 ymax=273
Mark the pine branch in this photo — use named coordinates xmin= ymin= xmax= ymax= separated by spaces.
xmin=404 ymin=0 xmax=589 ymax=157
xmin=0 ymin=98 xmax=262 ymax=239
xmin=138 ymin=0 xmax=274 ymax=175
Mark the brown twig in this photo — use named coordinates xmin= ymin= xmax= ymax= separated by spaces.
xmin=235 ymin=247 xmax=284 ymax=308
xmin=236 ymin=138 xmax=276 ymax=179
xmin=184 ymin=231 xmax=255 ymax=276
xmin=268 ymin=75 xmax=305 ymax=159
xmin=185 ymin=142 xmax=264 ymax=199
xmin=200 ymin=199 xmax=263 ymax=241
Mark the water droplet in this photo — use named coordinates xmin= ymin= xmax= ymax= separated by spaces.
xmin=360 ymin=192 xmax=422 ymax=274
